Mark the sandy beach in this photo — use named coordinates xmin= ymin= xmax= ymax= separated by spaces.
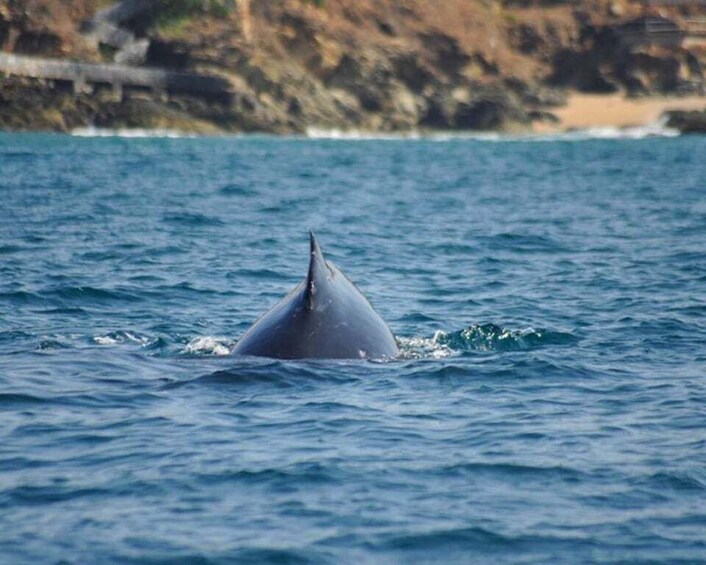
xmin=542 ymin=93 xmax=706 ymax=131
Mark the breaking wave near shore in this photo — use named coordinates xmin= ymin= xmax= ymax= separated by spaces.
xmin=69 ymin=116 xmax=680 ymax=141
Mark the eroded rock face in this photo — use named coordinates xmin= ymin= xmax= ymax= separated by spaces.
xmin=548 ymin=16 xmax=705 ymax=96
xmin=0 ymin=0 xmax=97 ymax=58
xmin=0 ymin=0 xmax=704 ymax=133
xmin=665 ymin=110 xmax=706 ymax=133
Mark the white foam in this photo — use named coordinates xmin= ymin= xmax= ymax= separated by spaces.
xmin=559 ymin=117 xmax=680 ymax=141
xmin=94 ymin=335 xmax=119 ymax=345
xmin=71 ymin=127 xmax=198 ymax=138
xmin=71 ymin=120 xmax=679 ymax=141
xmin=93 ymin=331 xmax=151 ymax=346
xmin=397 ymin=335 xmax=456 ymax=360
xmin=306 ymin=118 xmax=679 ymax=142
xmin=305 ymin=127 xmax=423 ymax=140
xmin=184 ymin=336 xmax=232 ymax=356
xmin=305 ymin=127 xmax=512 ymax=141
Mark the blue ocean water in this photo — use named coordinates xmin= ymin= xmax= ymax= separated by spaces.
xmin=1 ymin=131 xmax=705 ymax=564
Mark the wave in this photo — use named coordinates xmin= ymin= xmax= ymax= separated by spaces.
xmin=398 ymin=324 xmax=577 ymax=358
xmin=71 ymin=127 xmax=198 ymax=138
xmin=162 ymin=212 xmax=225 ymax=227
xmin=176 ymin=324 xmax=576 ymax=363
xmin=558 ymin=117 xmax=680 ymax=141
xmin=397 ymin=335 xmax=455 ymax=360
xmin=0 ymin=393 xmax=48 ymax=406
xmin=70 ymin=121 xmax=680 ymax=141
xmin=638 ymin=472 xmax=706 ymax=492
xmin=183 ymin=336 xmax=233 ymax=356
xmin=165 ymin=359 xmax=350 ymax=389
xmin=306 ymin=127 xmax=424 ymax=140
xmin=0 ymin=286 xmax=142 ymax=305
xmin=306 ymin=119 xmax=679 ymax=142
xmin=92 ymin=332 xmax=233 ymax=356
xmin=26 ymin=322 xmax=575 ymax=360
xmin=435 ymin=323 xmax=578 ymax=352
xmin=50 ymin=285 xmax=142 ymax=302
xmin=370 ymin=526 xmax=599 ymax=554
xmin=93 ymin=330 xmax=152 ymax=347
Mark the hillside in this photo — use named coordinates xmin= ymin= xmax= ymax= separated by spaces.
xmin=1 ymin=0 xmax=705 ymax=133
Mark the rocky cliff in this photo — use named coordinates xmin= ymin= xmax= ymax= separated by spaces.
xmin=1 ymin=0 xmax=705 ymax=133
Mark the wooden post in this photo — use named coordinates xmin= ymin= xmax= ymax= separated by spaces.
xmin=73 ymin=75 xmax=92 ymax=95
xmin=152 ymin=86 xmax=168 ymax=102
xmin=112 ymin=82 xmax=123 ymax=102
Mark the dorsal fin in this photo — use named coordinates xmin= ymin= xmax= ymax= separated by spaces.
xmin=305 ymin=231 xmax=330 ymax=310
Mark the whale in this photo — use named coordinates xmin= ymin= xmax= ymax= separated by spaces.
xmin=233 ymin=233 xmax=399 ymax=360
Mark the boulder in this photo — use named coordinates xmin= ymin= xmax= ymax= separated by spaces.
xmin=664 ymin=110 xmax=706 ymax=134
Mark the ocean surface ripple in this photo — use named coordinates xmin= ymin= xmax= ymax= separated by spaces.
xmin=1 ymin=133 xmax=705 ymax=564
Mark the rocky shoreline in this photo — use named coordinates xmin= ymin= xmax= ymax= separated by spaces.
xmin=1 ymin=0 xmax=705 ymax=135
xmin=664 ymin=109 xmax=706 ymax=133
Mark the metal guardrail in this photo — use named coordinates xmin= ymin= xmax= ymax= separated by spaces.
xmin=614 ymin=19 xmax=685 ymax=48
xmin=618 ymin=21 xmax=682 ymax=34
xmin=0 ymin=52 xmax=231 ymax=98
xmin=93 ymin=0 xmax=160 ymax=25
xmin=615 ymin=17 xmax=706 ymax=44
xmin=682 ymin=18 xmax=706 ymax=36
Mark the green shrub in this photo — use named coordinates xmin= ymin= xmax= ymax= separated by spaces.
xmin=154 ymin=0 xmax=235 ymax=36
xmin=157 ymin=0 xmax=234 ymax=24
